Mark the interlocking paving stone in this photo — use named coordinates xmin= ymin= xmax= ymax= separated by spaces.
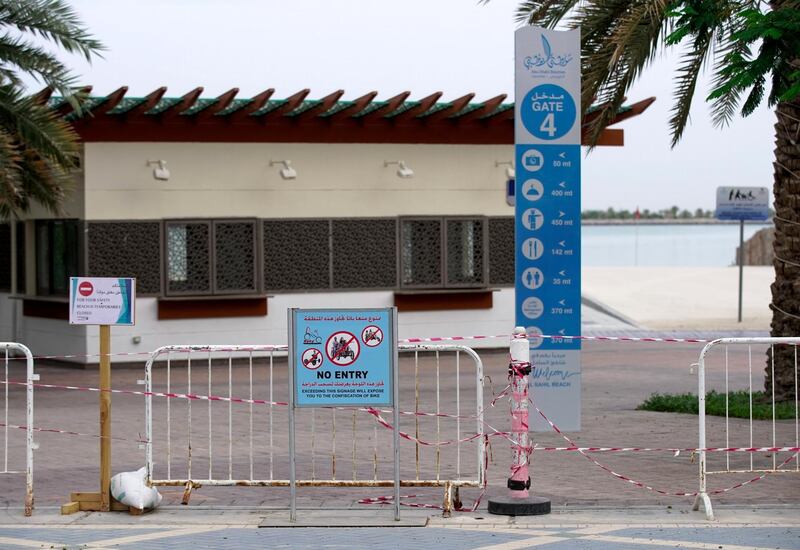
xmin=113 ymin=527 xmax=533 ymax=549
xmin=609 ymin=526 xmax=800 ymax=548
xmin=0 ymin=527 xmax=162 ymax=544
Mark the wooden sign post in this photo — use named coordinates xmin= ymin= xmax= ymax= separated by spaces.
xmin=99 ymin=324 xmax=112 ymax=511
xmin=62 ymin=278 xmax=135 ymax=515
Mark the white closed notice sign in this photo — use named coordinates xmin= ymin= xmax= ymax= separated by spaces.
xmin=69 ymin=277 xmax=136 ymax=325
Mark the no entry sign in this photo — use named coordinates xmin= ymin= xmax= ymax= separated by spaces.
xmin=289 ymin=308 xmax=397 ymax=407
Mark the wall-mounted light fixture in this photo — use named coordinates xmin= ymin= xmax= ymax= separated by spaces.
xmin=146 ymin=160 xmax=170 ymax=181
xmin=384 ymin=160 xmax=414 ymax=179
xmin=269 ymin=160 xmax=297 ymax=180
xmin=495 ymin=160 xmax=515 ymax=180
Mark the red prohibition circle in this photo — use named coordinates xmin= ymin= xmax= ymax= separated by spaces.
xmin=78 ymin=281 xmax=94 ymax=296
xmin=325 ymin=331 xmax=360 ymax=366
xmin=301 ymin=348 xmax=323 ymax=370
xmin=361 ymin=325 xmax=383 ymax=347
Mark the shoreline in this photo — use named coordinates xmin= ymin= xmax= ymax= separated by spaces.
xmin=581 ymin=219 xmax=772 ymax=226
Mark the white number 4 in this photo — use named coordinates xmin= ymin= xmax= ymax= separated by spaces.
xmin=540 ymin=113 xmax=556 ymax=137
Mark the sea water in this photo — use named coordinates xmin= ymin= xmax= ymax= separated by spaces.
xmin=581 ymin=223 xmax=770 ymax=267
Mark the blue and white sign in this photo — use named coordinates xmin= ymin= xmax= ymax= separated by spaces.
xmin=69 ymin=277 xmax=135 ymax=325
xmin=290 ymin=308 xmax=396 ymax=408
xmin=715 ymin=186 xmax=770 ymax=221
xmin=516 ymin=26 xmax=581 ymax=431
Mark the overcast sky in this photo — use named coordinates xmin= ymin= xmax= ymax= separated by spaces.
xmin=46 ymin=0 xmax=775 ymax=211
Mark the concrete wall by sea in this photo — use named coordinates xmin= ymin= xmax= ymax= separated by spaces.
xmin=83 ymin=142 xmax=515 ymax=219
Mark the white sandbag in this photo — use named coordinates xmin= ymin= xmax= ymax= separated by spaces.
xmin=110 ymin=467 xmax=162 ymax=510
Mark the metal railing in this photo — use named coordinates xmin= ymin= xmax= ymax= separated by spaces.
xmin=693 ymin=337 xmax=799 ymax=520
xmin=0 ymin=343 xmax=35 ymax=516
xmin=143 ymin=343 xmax=484 ymax=511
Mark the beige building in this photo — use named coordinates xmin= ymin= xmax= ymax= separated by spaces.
xmin=0 ymin=87 xmax=652 ymax=362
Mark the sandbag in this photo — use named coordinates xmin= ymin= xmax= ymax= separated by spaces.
xmin=110 ymin=467 xmax=162 ymax=510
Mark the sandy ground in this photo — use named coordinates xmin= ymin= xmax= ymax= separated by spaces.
xmin=584 ymin=267 xmax=773 ymax=331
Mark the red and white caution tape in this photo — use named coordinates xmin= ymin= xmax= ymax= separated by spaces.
xmin=400 ymin=333 xmax=714 ymax=344
xmin=532 ymin=445 xmax=800 ymax=454
xmin=0 ymin=331 xmax=742 ymax=364
xmin=531 ymin=400 xmax=799 ymax=496
xmin=7 ymin=379 xmax=798 ymax=456
xmin=0 ymin=380 xmax=289 ymax=407
xmin=0 ymin=422 xmax=147 ymax=444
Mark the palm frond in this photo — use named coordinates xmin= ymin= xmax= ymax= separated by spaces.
xmin=707 ymin=30 xmax=750 ymax=128
xmin=0 ymin=84 xmax=78 ymax=169
xmin=0 ymin=32 xmax=76 ymax=95
xmin=0 ymin=126 xmax=22 ymax=218
xmin=668 ymin=32 xmax=714 ymax=147
xmin=16 ymin=148 xmax=69 ymax=215
xmin=513 ymin=0 xmax=583 ymax=27
xmin=581 ymin=0 xmax=672 ymax=146
xmin=0 ymin=0 xmax=103 ymax=61
xmin=741 ymin=74 xmax=765 ymax=115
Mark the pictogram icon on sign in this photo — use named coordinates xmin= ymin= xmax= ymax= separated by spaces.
xmin=521 ymin=179 xmax=544 ymax=201
xmin=301 ymin=348 xmax=323 ymax=370
xmin=326 ymin=331 xmax=360 ymax=366
xmin=361 ymin=325 xmax=383 ymax=347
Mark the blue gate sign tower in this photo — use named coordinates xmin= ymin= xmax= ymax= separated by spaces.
xmin=515 ymin=27 xmax=581 ymax=431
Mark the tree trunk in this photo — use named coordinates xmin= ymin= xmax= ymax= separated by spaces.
xmin=767 ymin=97 xmax=800 ymax=401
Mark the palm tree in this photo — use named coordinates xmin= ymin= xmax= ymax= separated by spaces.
xmin=513 ymin=0 xmax=800 ymax=400
xmin=0 ymin=0 xmax=101 ymax=217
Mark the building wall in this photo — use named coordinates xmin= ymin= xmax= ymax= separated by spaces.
xmin=86 ymin=289 xmax=515 ymax=364
xmin=10 ymin=141 xmax=518 ymax=363
xmin=83 ymin=142 xmax=515 ymax=219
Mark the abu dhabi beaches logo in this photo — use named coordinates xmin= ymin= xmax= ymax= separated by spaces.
xmin=524 ymin=35 xmax=573 ymax=72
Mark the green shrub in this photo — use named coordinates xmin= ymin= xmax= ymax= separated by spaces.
xmin=637 ymin=390 xmax=797 ymax=420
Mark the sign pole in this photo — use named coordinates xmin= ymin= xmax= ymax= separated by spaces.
xmin=392 ymin=308 xmax=400 ymax=521
xmin=738 ymin=219 xmax=744 ymax=323
xmin=62 ymin=277 xmax=136 ymax=515
xmin=288 ymin=309 xmax=297 ymax=523
xmin=513 ymin=26 xmax=582 ymax=435
xmin=99 ymin=324 xmax=112 ymax=512
xmin=714 ymin=186 xmax=770 ymax=324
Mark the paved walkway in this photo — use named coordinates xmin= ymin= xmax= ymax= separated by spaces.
xmin=0 ymin=506 xmax=797 ymax=548
xmin=1 ymin=341 xmax=797 ymax=511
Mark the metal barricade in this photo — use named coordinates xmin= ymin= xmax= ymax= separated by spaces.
xmin=0 ymin=343 xmax=35 ymax=516
xmin=144 ymin=343 xmax=484 ymax=511
xmin=693 ymin=337 xmax=799 ymax=520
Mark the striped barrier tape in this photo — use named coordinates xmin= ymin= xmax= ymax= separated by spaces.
xmin=0 ymin=422 xmax=147 ymax=444
xmin=4 ymin=330 xmax=776 ymax=364
xmin=3 ymin=379 xmax=798 ymax=455
xmin=530 ymin=399 xmax=800 ymax=496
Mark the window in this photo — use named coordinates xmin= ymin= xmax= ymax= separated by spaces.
xmin=35 ymin=220 xmax=80 ymax=296
xmin=400 ymin=218 xmax=442 ymax=288
xmin=446 ymin=218 xmax=486 ymax=286
xmin=262 ymin=220 xmax=330 ymax=291
xmin=87 ymin=222 xmax=162 ymax=295
xmin=332 ymin=219 xmax=397 ymax=289
xmin=400 ymin=217 xmax=486 ymax=289
xmin=0 ymin=223 xmax=10 ymax=292
xmin=488 ymin=217 xmax=514 ymax=286
xmin=15 ymin=221 xmax=25 ymax=294
xmin=165 ymin=220 xmax=257 ymax=296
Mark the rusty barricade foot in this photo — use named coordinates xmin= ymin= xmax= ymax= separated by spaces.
xmin=181 ymin=482 xmax=196 ymax=505
xmin=442 ymin=481 xmax=453 ymax=518
xmin=453 ymin=486 xmax=462 ymax=511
